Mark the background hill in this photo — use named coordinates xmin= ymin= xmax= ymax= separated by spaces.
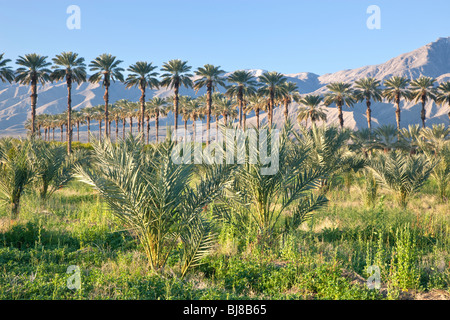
xmin=1 ymin=37 xmax=450 ymax=138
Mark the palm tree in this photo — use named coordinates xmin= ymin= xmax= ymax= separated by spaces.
xmin=146 ymin=97 xmax=168 ymax=143
xmin=71 ymin=110 xmax=86 ymax=142
xmin=89 ymin=54 xmax=124 ymax=138
xmin=50 ymin=52 xmax=87 ymax=153
xmin=194 ymin=64 xmax=227 ymax=144
xmin=187 ymin=98 xmax=204 ymax=142
xmin=0 ymin=139 xmax=35 ymax=218
xmin=435 ymin=81 xmax=450 ymax=123
xmin=226 ymin=70 xmax=258 ymax=128
xmin=160 ymin=60 xmax=193 ymax=132
xmin=354 ymin=77 xmax=382 ymax=131
xmin=296 ymin=95 xmax=327 ymax=127
xmin=81 ymin=106 xmax=96 ymax=143
xmin=324 ymin=82 xmax=356 ymax=129
xmin=215 ymin=95 xmax=236 ymax=126
xmin=247 ymin=93 xmax=266 ymax=129
xmin=92 ymin=105 xmax=105 ymax=141
xmin=383 ymin=76 xmax=411 ymax=130
xmin=409 ymin=76 xmax=437 ymax=128
xmin=367 ymin=151 xmax=433 ymax=208
xmin=258 ymin=71 xmax=287 ymax=127
xmin=180 ymin=96 xmax=193 ymax=140
xmin=114 ymin=99 xmax=129 ymax=139
xmin=15 ymin=54 xmax=52 ymax=136
xmin=125 ymin=61 xmax=160 ymax=142
xmin=0 ymin=53 xmax=14 ymax=83
xmin=280 ymin=82 xmax=299 ymax=122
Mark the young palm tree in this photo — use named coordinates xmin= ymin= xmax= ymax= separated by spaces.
xmin=187 ymin=98 xmax=204 ymax=142
xmin=15 ymin=54 xmax=52 ymax=136
xmin=180 ymin=96 xmax=193 ymax=140
xmin=409 ymin=76 xmax=437 ymax=128
xmin=295 ymin=95 xmax=327 ymax=127
xmin=226 ymin=70 xmax=258 ymax=128
xmin=50 ymin=52 xmax=87 ymax=153
xmin=324 ymin=82 xmax=356 ymax=129
xmin=0 ymin=139 xmax=35 ymax=218
xmin=383 ymin=76 xmax=411 ymax=130
xmin=125 ymin=61 xmax=160 ymax=142
xmin=160 ymin=60 xmax=193 ymax=132
xmin=194 ymin=64 xmax=227 ymax=145
xmin=109 ymin=104 xmax=121 ymax=142
xmin=435 ymin=81 xmax=450 ymax=123
xmin=76 ymin=134 xmax=231 ymax=275
xmin=367 ymin=151 xmax=433 ymax=208
xmin=258 ymin=71 xmax=287 ymax=127
xmin=0 ymin=53 xmax=14 ymax=83
xmin=354 ymin=77 xmax=383 ymax=131
xmin=89 ymin=54 xmax=124 ymax=138
xmin=146 ymin=97 xmax=168 ymax=143
xmin=280 ymin=82 xmax=299 ymax=122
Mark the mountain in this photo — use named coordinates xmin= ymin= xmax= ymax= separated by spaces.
xmin=1 ymin=37 xmax=450 ymax=138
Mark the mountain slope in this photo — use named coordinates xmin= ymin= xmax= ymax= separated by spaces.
xmin=1 ymin=37 xmax=450 ymax=137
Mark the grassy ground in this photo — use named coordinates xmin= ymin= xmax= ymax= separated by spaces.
xmin=1 ymin=178 xmax=449 ymax=300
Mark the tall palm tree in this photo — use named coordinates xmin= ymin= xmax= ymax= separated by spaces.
xmin=15 ymin=54 xmax=52 ymax=136
xmin=194 ymin=64 xmax=227 ymax=144
xmin=114 ymin=99 xmax=130 ymax=139
xmin=258 ymin=71 xmax=287 ymax=127
xmin=296 ymin=95 xmax=327 ymax=127
xmin=247 ymin=93 xmax=267 ymax=129
xmin=160 ymin=60 xmax=193 ymax=133
xmin=180 ymin=96 xmax=193 ymax=140
xmin=324 ymin=82 xmax=356 ymax=129
xmin=383 ymin=76 xmax=411 ymax=130
xmin=50 ymin=52 xmax=86 ymax=153
xmin=125 ymin=61 xmax=160 ymax=142
xmin=354 ymin=77 xmax=382 ymax=131
xmin=146 ymin=97 xmax=168 ymax=143
xmin=89 ymin=54 xmax=124 ymax=138
xmin=226 ymin=70 xmax=258 ymax=128
xmin=280 ymin=82 xmax=299 ymax=122
xmin=0 ymin=53 xmax=14 ymax=83
xmin=81 ymin=106 xmax=95 ymax=143
xmin=436 ymin=81 xmax=450 ymax=123
xmin=71 ymin=110 xmax=85 ymax=142
xmin=409 ymin=76 xmax=437 ymax=128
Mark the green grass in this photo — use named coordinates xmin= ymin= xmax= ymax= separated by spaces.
xmin=1 ymin=177 xmax=449 ymax=300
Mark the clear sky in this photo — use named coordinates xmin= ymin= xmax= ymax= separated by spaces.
xmin=0 ymin=0 xmax=449 ymax=76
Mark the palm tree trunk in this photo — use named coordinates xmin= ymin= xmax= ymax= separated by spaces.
xmin=122 ymin=118 xmax=126 ymax=139
xmin=238 ymin=88 xmax=243 ymax=128
xmin=52 ymin=127 xmax=55 ymax=141
xmin=366 ymin=99 xmax=372 ymax=131
xmin=67 ymin=76 xmax=73 ymax=154
xmin=87 ymin=118 xmax=91 ymax=143
xmin=156 ymin=114 xmax=159 ymax=143
xmin=206 ymin=82 xmax=212 ymax=145
xmin=115 ymin=119 xmax=119 ymax=142
xmin=269 ymin=90 xmax=274 ymax=127
xmin=99 ymin=120 xmax=102 ymax=142
xmin=129 ymin=117 xmax=133 ymax=134
xmin=256 ymin=108 xmax=260 ymax=130
xmin=30 ymin=78 xmax=37 ymax=136
xmin=174 ymin=86 xmax=179 ymax=131
xmin=394 ymin=94 xmax=401 ymax=130
xmin=140 ymin=86 xmax=146 ymax=143
xmin=60 ymin=125 xmax=64 ymax=142
xmin=146 ymin=115 xmax=150 ymax=144
xmin=421 ymin=96 xmax=426 ymax=128
xmin=338 ymin=102 xmax=344 ymax=129
xmin=284 ymin=99 xmax=289 ymax=122
xmin=76 ymin=122 xmax=80 ymax=142
xmin=103 ymin=80 xmax=110 ymax=138
xmin=184 ymin=120 xmax=188 ymax=140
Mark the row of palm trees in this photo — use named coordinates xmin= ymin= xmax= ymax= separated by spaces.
xmin=2 ymin=52 xmax=450 ymax=152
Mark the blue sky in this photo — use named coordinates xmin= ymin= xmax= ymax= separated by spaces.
xmin=0 ymin=0 xmax=449 ymax=75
